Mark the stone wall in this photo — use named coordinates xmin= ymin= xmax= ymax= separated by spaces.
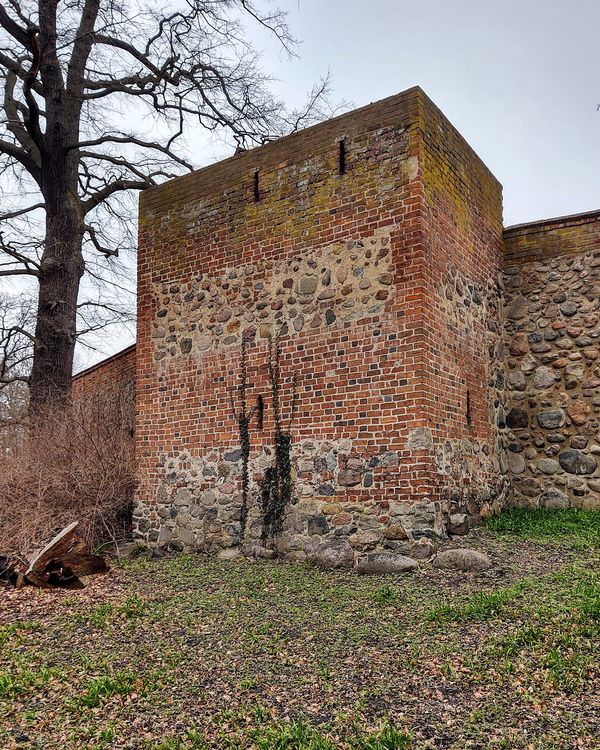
xmin=502 ymin=210 xmax=600 ymax=509
xmin=133 ymin=87 xmax=507 ymax=559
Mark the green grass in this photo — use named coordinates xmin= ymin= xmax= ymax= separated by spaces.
xmin=352 ymin=720 xmax=412 ymax=750
xmin=1 ymin=513 xmax=598 ymax=750
xmin=0 ymin=659 xmax=65 ymax=698
xmin=146 ymin=732 xmax=207 ymax=750
xmin=119 ymin=594 xmax=148 ymax=618
xmin=372 ymin=585 xmax=399 ymax=606
xmin=577 ymin=580 xmax=600 ymax=622
xmin=0 ymin=621 xmax=39 ymax=648
xmin=485 ymin=508 xmax=600 ymax=549
xmin=78 ymin=670 xmax=139 ymax=707
xmin=248 ymin=719 xmax=338 ymax=750
xmin=426 ymin=583 xmax=524 ymax=623
xmin=146 ymin=718 xmax=412 ymax=750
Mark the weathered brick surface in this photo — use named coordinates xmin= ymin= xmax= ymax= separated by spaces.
xmin=131 ymin=87 xmax=508 ymax=556
xmin=419 ymin=98 xmax=505 ymax=517
xmin=502 ymin=212 xmax=600 ymax=509
xmin=71 ymin=344 xmax=136 ymax=401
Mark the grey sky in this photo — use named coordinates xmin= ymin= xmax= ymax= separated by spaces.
xmin=253 ymin=0 xmax=600 ymax=226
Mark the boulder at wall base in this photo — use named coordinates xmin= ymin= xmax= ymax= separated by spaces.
xmin=355 ymin=553 xmax=419 ymax=575
xmin=539 ymin=488 xmax=570 ymax=509
xmin=217 ymin=548 xmax=241 ymax=561
xmin=401 ymin=500 xmax=446 ymax=541
xmin=310 ymin=539 xmax=354 ymax=569
xmin=432 ymin=548 xmax=492 ymax=572
xmin=447 ymin=513 xmax=469 ymax=535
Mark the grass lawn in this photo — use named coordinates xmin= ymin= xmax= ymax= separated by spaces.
xmin=0 ymin=509 xmax=598 ymax=750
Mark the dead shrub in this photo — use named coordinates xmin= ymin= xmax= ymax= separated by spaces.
xmin=0 ymin=383 xmax=135 ymax=559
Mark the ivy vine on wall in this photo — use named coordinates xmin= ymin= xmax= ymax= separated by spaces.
xmin=229 ymin=329 xmax=299 ymax=549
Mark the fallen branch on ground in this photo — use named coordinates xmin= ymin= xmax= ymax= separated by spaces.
xmin=2 ymin=521 xmax=109 ymax=590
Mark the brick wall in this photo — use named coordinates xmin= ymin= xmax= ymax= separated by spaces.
xmin=502 ymin=211 xmax=600 ymax=509
xmin=133 ymin=87 xmax=507 ymax=557
xmin=418 ymin=95 xmax=505 ymax=518
xmin=71 ymin=344 xmax=136 ymax=403
xmin=71 ymin=343 xmax=136 ymax=443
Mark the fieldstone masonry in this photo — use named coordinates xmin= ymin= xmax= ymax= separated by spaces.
xmin=72 ymin=88 xmax=599 ymax=564
xmin=151 ymin=228 xmax=394 ymax=360
xmin=503 ymin=212 xmax=600 ymax=511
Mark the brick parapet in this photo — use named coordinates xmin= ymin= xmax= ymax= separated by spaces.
xmin=504 ymin=209 xmax=600 ymax=264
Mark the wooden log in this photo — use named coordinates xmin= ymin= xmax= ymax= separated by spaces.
xmin=16 ymin=521 xmax=109 ymax=590
xmin=54 ymin=553 xmax=108 ymax=577
xmin=24 ymin=521 xmax=80 ymax=578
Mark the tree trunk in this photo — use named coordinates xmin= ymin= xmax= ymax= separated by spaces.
xmin=28 ymin=199 xmax=85 ymax=414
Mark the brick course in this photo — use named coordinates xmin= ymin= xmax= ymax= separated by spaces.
xmin=71 ymin=344 xmax=136 ymax=402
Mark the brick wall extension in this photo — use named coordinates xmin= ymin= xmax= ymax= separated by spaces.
xmin=502 ymin=211 xmax=600 ymax=510
xmin=132 ymin=86 xmax=509 ymax=558
xmin=71 ymin=344 xmax=136 ymax=403
xmin=71 ymin=343 xmax=136 ymax=442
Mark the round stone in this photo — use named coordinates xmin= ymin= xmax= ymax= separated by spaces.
xmin=508 ymin=453 xmax=526 ymax=474
xmin=297 ymin=275 xmax=318 ymax=295
xmin=533 ymin=366 xmax=555 ymax=389
xmin=506 ymin=408 xmax=528 ymax=429
xmin=561 ymin=301 xmax=578 ymax=317
xmin=508 ymin=371 xmax=527 ymax=391
xmin=538 ymin=409 xmax=566 ymax=429
xmin=507 ymin=295 xmax=529 ymax=320
xmin=355 ymin=552 xmax=418 ymax=574
xmin=536 ymin=458 xmax=560 ymax=475
xmin=567 ymin=401 xmax=591 ymax=426
xmin=310 ymin=539 xmax=354 ymax=569
xmin=559 ymin=450 xmax=597 ymax=475
xmin=432 ymin=548 xmax=492 ymax=572
xmin=539 ymin=488 xmax=569 ymax=509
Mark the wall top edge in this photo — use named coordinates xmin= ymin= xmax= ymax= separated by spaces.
xmin=504 ymin=208 xmax=600 ymax=239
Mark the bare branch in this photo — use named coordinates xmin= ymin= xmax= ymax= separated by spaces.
xmin=84 ymin=223 xmax=117 ymax=257
xmin=67 ymin=0 xmax=100 ymax=99
xmin=75 ymin=134 xmax=193 ymax=170
xmin=21 ymin=25 xmax=43 ymax=153
xmin=82 ymin=176 xmax=155 ymax=214
xmin=0 ymin=5 xmax=31 ymax=50
xmin=0 ymin=268 xmax=39 ymax=277
xmin=0 ymin=136 xmax=40 ymax=177
xmin=0 ymin=201 xmax=44 ymax=221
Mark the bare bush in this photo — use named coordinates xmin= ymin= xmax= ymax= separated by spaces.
xmin=0 ymin=383 xmax=135 ymax=560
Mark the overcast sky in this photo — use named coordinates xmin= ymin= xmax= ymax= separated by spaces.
xmin=76 ymin=0 xmax=600 ymax=367
xmin=251 ymin=0 xmax=599 ymax=227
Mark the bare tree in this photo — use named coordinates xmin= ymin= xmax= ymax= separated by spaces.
xmin=0 ymin=294 xmax=32 ymax=453
xmin=0 ymin=0 xmax=331 ymax=412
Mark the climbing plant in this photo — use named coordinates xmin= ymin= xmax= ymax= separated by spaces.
xmin=260 ymin=333 xmax=299 ymax=544
xmin=230 ymin=328 xmax=299 ymax=547
xmin=229 ymin=332 xmax=256 ymax=540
